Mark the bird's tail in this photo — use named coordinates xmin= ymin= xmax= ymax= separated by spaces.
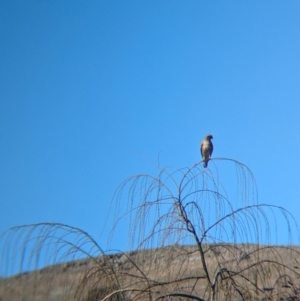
xmin=203 ymin=159 xmax=208 ymax=168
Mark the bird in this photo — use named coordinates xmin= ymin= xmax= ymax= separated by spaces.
xmin=200 ymin=134 xmax=213 ymax=168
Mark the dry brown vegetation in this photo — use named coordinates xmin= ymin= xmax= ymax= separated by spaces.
xmin=1 ymin=159 xmax=299 ymax=301
xmin=1 ymin=244 xmax=300 ymax=301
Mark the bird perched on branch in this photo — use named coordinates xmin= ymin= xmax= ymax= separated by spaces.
xmin=200 ymin=134 xmax=213 ymax=168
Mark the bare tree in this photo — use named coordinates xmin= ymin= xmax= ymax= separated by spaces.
xmin=1 ymin=159 xmax=299 ymax=301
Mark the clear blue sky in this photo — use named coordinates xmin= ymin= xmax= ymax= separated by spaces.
xmin=1 ymin=1 xmax=300 ymax=253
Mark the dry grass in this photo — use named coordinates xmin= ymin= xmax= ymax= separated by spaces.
xmin=1 ymin=244 xmax=300 ymax=301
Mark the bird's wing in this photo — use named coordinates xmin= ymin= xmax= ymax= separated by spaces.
xmin=210 ymin=142 xmax=213 ymax=156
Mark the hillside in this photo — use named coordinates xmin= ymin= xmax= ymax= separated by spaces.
xmin=1 ymin=244 xmax=300 ymax=301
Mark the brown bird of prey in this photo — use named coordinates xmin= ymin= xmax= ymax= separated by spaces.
xmin=200 ymin=134 xmax=213 ymax=168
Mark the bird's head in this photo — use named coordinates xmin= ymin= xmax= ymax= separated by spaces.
xmin=205 ymin=134 xmax=213 ymax=140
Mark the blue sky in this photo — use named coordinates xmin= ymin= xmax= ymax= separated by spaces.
xmin=1 ymin=1 xmax=300 ymax=257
